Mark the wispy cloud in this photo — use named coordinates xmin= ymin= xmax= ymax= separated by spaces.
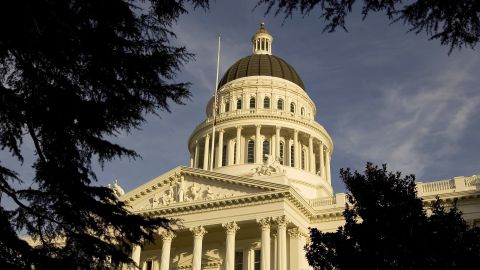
xmin=335 ymin=59 xmax=479 ymax=179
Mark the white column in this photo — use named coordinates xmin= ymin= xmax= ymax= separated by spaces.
xmin=326 ymin=149 xmax=331 ymax=183
xmin=131 ymin=244 xmax=141 ymax=269
xmin=293 ymin=130 xmax=299 ymax=168
xmin=272 ymin=230 xmax=278 ymax=270
xmin=309 ymin=136 xmax=315 ymax=173
xmin=217 ymin=129 xmax=225 ymax=168
xmin=276 ymin=216 xmax=288 ymax=270
xmin=275 ymin=126 xmax=281 ymax=159
xmin=255 ymin=125 xmax=262 ymax=163
xmin=194 ymin=141 xmax=199 ymax=168
xmin=190 ymin=226 xmax=207 ymax=270
xmin=236 ymin=126 xmax=242 ymax=165
xmin=223 ymin=221 xmax=240 ymax=270
xmin=203 ymin=134 xmax=210 ymax=170
xmin=319 ymin=143 xmax=324 ymax=177
xmin=160 ymin=231 xmax=175 ymax=270
xmin=288 ymin=228 xmax=301 ymax=270
xmin=257 ymin=218 xmax=271 ymax=270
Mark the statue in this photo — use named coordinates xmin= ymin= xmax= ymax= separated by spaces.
xmin=190 ymin=183 xmax=201 ymax=201
xmin=107 ymin=179 xmax=125 ymax=198
xmin=177 ymin=175 xmax=185 ymax=202
xmin=152 ymin=193 xmax=160 ymax=208
xmin=205 ymin=186 xmax=215 ymax=200
xmin=252 ymin=155 xmax=285 ymax=176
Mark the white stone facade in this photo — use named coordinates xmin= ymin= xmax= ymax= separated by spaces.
xmin=121 ymin=24 xmax=480 ymax=270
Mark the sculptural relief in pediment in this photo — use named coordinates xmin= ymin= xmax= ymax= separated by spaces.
xmin=135 ymin=173 xmax=256 ymax=210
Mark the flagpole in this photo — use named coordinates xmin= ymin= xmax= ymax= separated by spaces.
xmin=209 ymin=35 xmax=221 ymax=171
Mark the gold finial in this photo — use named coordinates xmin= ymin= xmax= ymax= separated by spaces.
xmin=260 ymin=22 xmax=265 ymax=29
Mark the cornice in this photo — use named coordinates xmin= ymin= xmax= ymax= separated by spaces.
xmin=136 ymin=190 xmax=288 ymax=217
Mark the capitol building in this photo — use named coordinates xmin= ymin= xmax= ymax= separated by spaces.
xmin=118 ymin=24 xmax=480 ymax=270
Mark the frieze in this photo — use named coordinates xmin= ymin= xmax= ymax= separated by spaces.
xmin=138 ymin=173 xmax=246 ymax=210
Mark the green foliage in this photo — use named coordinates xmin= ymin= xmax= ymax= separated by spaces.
xmin=305 ymin=163 xmax=480 ymax=270
xmin=0 ymin=0 xmax=208 ymax=269
xmin=257 ymin=0 xmax=480 ymax=53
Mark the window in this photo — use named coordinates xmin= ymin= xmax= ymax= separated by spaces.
xmin=290 ymin=145 xmax=295 ymax=167
xmin=250 ymin=97 xmax=256 ymax=109
xmin=237 ymin=99 xmax=242 ymax=109
xmin=248 ymin=140 xmax=255 ymax=163
xmin=263 ymin=96 xmax=270 ymax=109
xmin=225 ymin=101 xmax=230 ymax=112
xmin=263 ymin=140 xmax=270 ymax=161
xmin=144 ymin=260 xmax=153 ymax=270
xmin=277 ymin=99 xmax=284 ymax=110
xmin=301 ymin=149 xmax=306 ymax=170
xmin=235 ymin=251 xmax=244 ymax=270
xmin=254 ymin=250 xmax=261 ymax=270
xmin=290 ymin=102 xmax=295 ymax=113
xmin=233 ymin=142 xmax=237 ymax=164
xmin=279 ymin=141 xmax=284 ymax=165
xmin=222 ymin=145 xmax=227 ymax=166
xmin=301 ymin=107 xmax=305 ymax=116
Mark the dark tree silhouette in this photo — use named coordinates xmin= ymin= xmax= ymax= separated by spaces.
xmin=0 ymin=0 xmax=207 ymax=269
xmin=257 ymin=0 xmax=480 ymax=53
xmin=305 ymin=163 xmax=480 ymax=270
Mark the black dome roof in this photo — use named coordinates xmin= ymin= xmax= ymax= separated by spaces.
xmin=218 ymin=54 xmax=305 ymax=90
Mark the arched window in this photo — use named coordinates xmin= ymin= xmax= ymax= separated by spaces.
xmin=301 ymin=149 xmax=306 ymax=170
xmin=247 ymin=140 xmax=255 ymax=163
xmin=290 ymin=102 xmax=295 ymax=113
xmin=290 ymin=145 xmax=295 ymax=167
xmin=225 ymin=101 xmax=230 ymax=112
xmin=263 ymin=140 xmax=270 ymax=161
xmin=222 ymin=145 xmax=227 ymax=166
xmin=277 ymin=99 xmax=284 ymax=110
xmin=263 ymin=96 xmax=270 ymax=109
xmin=250 ymin=97 xmax=256 ymax=109
xmin=301 ymin=107 xmax=305 ymax=116
xmin=279 ymin=141 xmax=284 ymax=165
xmin=237 ymin=99 xmax=242 ymax=110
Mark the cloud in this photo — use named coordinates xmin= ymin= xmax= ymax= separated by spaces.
xmin=335 ymin=58 xmax=480 ymax=179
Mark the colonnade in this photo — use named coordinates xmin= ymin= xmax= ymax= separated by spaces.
xmin=190 ymin=125 xmax=332 ymax=182
xmin=131 ymin=216 xmax=308 ymax=270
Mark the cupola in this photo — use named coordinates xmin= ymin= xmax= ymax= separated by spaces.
xmin=252 ymin=22 xmax=272 ymax=55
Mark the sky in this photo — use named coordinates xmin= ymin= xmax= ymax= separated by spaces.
xmin=2 ymin=0 xmax=479 ymax=194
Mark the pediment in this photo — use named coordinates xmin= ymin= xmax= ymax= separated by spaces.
xmin=122 ymin=166 xmax=288 ymax=211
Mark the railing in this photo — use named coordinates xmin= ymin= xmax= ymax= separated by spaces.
xmin=309 ymin=193 xmax=347 ymax=209
xmin=419 ymin=179 xmax=454 ymax=194
xmin=310 ymin=175 xmax=480 ymax=209
xmin=310 ymin=197 xmax=336 ymax=207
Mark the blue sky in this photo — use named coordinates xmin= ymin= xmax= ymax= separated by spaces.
xmin=2 ymin=0 xmax=479 ymax=194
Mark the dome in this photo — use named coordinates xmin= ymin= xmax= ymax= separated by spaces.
xmin=218 ymin=54 xmax=306 ymax=90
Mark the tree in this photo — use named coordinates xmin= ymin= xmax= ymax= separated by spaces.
xmin=0 ymin=0 xmax=207 ymax=269
xmin=305 ymin=163 xmax=480 ymax=270
xmin=257 ymin=0 xmax=480 ymax=53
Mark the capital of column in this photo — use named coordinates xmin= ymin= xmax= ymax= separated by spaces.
xmin=294 ymin=129 xmax=299 ymax=135
xmin=219 ymin=128 xmax=225 ymax=134
xmin=276 ymin=126 xmax=281 ymax=132
xmin=256 ymin=217 xmax=271 ymax=230
xmin=222 ymin=221 xmax=240 ymax=234
xmin=276 ymin=215 xmax=289 ymax=228
xmin=255 ymin=124 xmax=262 ymax=129
xmin=236 ymin=125 xmax=243 ymax=130
xmin=190 ymin=226 xmax=208 ymax=238
xmin=287 ymin=227 xmax=307 ymax=239
xmin=160 ymin=230 xmax=176 ymax=241
xmin=205 ymin=134 xmax=210 ymax=139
